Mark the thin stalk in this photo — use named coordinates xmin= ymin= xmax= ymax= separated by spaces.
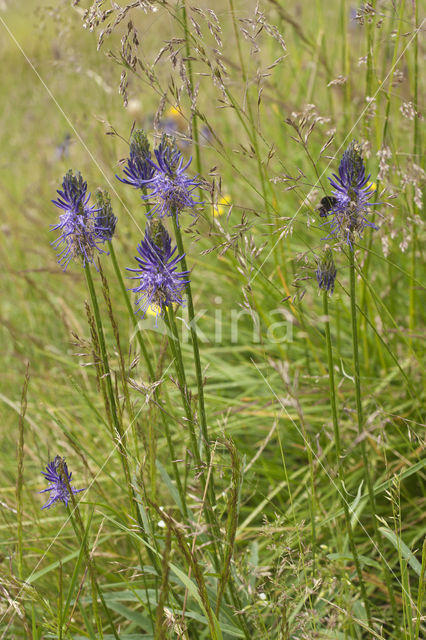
xmin=85 ymin=263 xmax=164 ymax=580
xmin=181 ymin=0 xmax=202 ymax=181
xmin=362 ymin=0 xmax=405 ymax=293
xmin=84 ymin=265 xmax=133 ymax=505
xmin=65 ymin=503 xmax=117 ymax=640
xmin=172 ymin=216 xmax=210 ymax=463
xmin=364 ymin=0 xmax=375 ymax=141
xmin=164 ymin=306 xmax=200 ymax=467
xmin=57 ymin=562 xmax=63 ymax=640
xmin=164 ymin=306 xmax=223 ymax=574
xmin=227 ymin=0 xmax=278 ymax=264
xmin=16 ymin=363 xmax=29 ymax=581
xmin=349 ymin=250 xmax=399 ymax=627
xmin=107 ymin=245 xmax=188 ymax=516
xmin=414 ymin=537 xmax=426 ymax=639
xmin=323 ymin=291 xmax=372 ymax=628
xmin=410 ymin=0 xmax=420 ymax=343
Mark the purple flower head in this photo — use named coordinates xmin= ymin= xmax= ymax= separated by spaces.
xmin=116 ymin=129 xmax=155 ymax=189
xmin=51 ymin=170 xmax=106 ymax=269
xmin=39 ymin=456 xmax=85 ymax=509
xmin=316 ymin=246 xmax=337 ymax=294
xmin=322 ymin=141 xmax=379 ymax=248
xmin=127 ymin=220 xmax=190 ymax=319
xmin=95 ymin=189 xmax=117 ymax=242
xmin=142 ymin=134 xmax=204 ymax=225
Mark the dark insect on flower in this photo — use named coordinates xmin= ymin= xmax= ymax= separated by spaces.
xmin=116 ymin=129 xmax=156 ymax=189
xmin=316 ymin=196 xmax=338 ymax=218
xmin=127 ymin=220 xmax=190 ymax=319
xmin=322 ymin=141 xmax=379 ymax=248
xmin=316 ymin=246 xmax=337 ymax=294
xmin=39 ymin=456 xmax=85 ymax=509
xmin=51 ymin=170 xmax=106 ymax=269
xmin=95 ymin=188 xmax=117 ymax=242
xmin=142 ymin=134 xmax=203 ymax=225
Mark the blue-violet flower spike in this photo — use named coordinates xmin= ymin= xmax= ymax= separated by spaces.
xmin=322 ymin=141 xmax=379 ymax=248
xmin=51 ymin=170 xmax=105 ymax=269
xmin=39 ymin=456 xmax=85 ymax=509
xmin=316 ymin=246 xmax=337 ymax=294
xmin=95 ymin=188 xmax=117 ymax=242
xmin=142 ymin=134 xmax=203 ymax=225
xmin=127 ymin=220 xmax=190 ymax=318
xmin=116 ymin=129 xmax=155 ymax=189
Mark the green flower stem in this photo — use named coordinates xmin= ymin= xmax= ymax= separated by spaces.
xmin=62 ymin=465 xmax=118 ymax=640
xmin=167 ymin=228 xmax=250 ymax=637
xmin=84 ymin=264 xmax=133 ymax=497
xmin=164 ymin=305 xmax=222 ymax=571
xmin=171 ymin=216 xmax=210 ymax=463
xmin=164 ymin=305 xmax=200 ymax=466
xmin=227 ymin=0 xmax=278 ymax=266
xmin=181 ymin=0 xmax=202 ymax=181
xmin=170 ymin=216 xmax=222 ymax=534
xmin=323 ymin=290 xmax=372 ymax=628
xmin=349 ymin=250 xmax=399 ymax=627
xmin=107 ymin=241 xmax=187 ymax=518
xmin=85 ymin=264 xmax=163 ymax=572
xmin=410 ymin=0 xmax=420 ymax=344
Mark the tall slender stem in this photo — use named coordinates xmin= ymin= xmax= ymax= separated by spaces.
xmin=349 ymin=250 xmax=399 ymax=627
xmin=172 ymin=216 xmax=210 ymax=462
xmin=181 ymin=0 xmax=202 ymax=181
xmin=107 ymin=242 xmax=187 ymax=517
xmin=164 ymin=306 xmax=222 ymax=572
xmin=164 ymin=306 xmax=200 ymax=467
xmin=410 ymin=0 xmax=420 ymax=344
xmin=168 ymin=227 xmax=251 ymax=636
xmin=63 ymin=468 xmax=118 ymax=640
xmin=323 ymin=290 xmax=372 ymax=628
xmin=227 ymin=0 xmax=278 ymax=265
xmin=84 ymin=265 xmax=132 ymax=497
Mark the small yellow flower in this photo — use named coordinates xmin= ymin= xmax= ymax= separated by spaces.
xmin=165 ymin=105 xmax=185 ymax=125
xmin=213 ymin=194 xmax=231 ymax=217
xmin=366 ymin=181 xmax=376 ymax=192
xmin=145 ymin=303 xmax=162 ymax=317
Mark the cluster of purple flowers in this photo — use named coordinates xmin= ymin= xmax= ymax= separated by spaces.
xmin=39 ymin=456 xmax=84 ymax=509
xmin=316 ymin=140 xmax=379 ymax=294
xmin=127 ymin=221 xmax=190 ymax=318
xmin=117 ymin=131 xmax=203 ymax=225
xmin=117 ymin=131 xmax=204 ymax=319
xmin=322 ymin=141 xmax=378 ymax=248
xmin=45 ymin=130 xmax=201 ymax=507
xmin=51 ymin=170 xmax=116 ymax=269
xmin=50 ymin=130 xmax=198 ymax=326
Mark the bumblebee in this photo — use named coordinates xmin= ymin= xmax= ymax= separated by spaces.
xmin=316 ymin=196 xmax=337 ymax=217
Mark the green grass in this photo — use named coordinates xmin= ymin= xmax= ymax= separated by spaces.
xmin=0 ymin=1 xmax=424 ymax=638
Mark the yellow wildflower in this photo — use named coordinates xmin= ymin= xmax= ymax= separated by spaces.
xmin=213 ymin=194 xmax=231 ymax=217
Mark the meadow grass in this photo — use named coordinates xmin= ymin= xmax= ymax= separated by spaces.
xmin=0 ymin=1 xmax=424 ymax=638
